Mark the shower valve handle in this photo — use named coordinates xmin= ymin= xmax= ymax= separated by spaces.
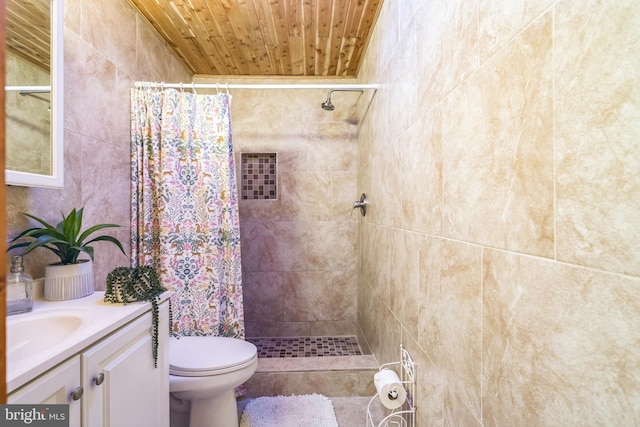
xmin=353 ymin=193 xmax=368 ymax=217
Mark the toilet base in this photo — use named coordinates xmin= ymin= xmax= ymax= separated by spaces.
xmin=170 ymin=395 xmax=191 ymax=427
xmin=189 ymin=389 xmax=238 ymax=427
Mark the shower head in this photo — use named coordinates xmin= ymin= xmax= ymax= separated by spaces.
xmin=321 ymin=91 xmax=335 ymax=111
xmin=320 ymin=88 xmax=363 ymax=111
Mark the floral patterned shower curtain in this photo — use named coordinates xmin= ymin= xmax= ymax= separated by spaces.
xmin=130 ymin=87 xmax=244 ymax=339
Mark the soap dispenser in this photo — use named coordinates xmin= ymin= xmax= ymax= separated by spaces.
xmin=7 ymin=255 xmax=33 ymax=315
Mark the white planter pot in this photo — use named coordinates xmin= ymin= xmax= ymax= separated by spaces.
xmin=45 ymin=259 xmax=95 ymax=301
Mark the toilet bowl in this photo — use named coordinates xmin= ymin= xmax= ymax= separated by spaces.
xmin=169 ymin=336 xmax=258 ymax=427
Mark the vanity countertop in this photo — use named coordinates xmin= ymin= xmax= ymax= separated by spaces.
xmin=6 ymin=290 xmax=171 ymax=393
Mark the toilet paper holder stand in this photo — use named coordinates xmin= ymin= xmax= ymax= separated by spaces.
xmin=366 ymin=345 xmax=416 ymax=427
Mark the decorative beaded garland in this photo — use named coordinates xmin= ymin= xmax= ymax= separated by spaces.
xmin=105 ymin=266 xmax=167 ymax=367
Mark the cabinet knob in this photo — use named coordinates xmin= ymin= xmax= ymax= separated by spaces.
xmin=70 ymin=386 xmax=84 ymax=401
xmin=94 ymin=373 xmax=105 ymax=386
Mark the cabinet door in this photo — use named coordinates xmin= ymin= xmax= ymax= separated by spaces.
xmin=8 ymin=356 xmax=82 ymax=427
xmin=82 ymin=302 xmax=169 ymax=427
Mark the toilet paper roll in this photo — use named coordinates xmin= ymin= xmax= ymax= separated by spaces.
xmin=374 ymin=368 xmax=407 ymax=410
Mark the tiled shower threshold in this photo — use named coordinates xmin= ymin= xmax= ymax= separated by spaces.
xmin=246 ymin=336 xmax=377 ymax=373
xmin=244 ymin=336 xmax=378 ymax=400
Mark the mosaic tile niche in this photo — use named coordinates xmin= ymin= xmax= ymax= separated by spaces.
xmin=241 ymin=153 xmax=277 ymax=200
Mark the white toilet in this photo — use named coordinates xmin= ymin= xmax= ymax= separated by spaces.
xmin=169 ymin=336 xmax=258 ymax=427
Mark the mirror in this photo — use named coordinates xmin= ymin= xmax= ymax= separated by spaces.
xmin=4 ymin=0 xmax=63 ymax=188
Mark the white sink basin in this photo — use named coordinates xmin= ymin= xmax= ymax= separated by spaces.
xmin=6 ymin=308 xmax=95 ymax=362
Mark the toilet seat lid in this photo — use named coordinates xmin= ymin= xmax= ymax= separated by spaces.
xmin=169 ymin=336 xmax=257 ymax=376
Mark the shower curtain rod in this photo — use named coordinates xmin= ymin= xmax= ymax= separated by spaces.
xmin=134 ymin=81 xmax=378 ymax=91
xmin=5 ymin=85 xmax=51 ymax=93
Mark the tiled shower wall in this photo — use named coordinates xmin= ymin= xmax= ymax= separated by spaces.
xmin=193 ymin=77 xmax=362 ymax=338
xmin=6 ymin=0 xmax=190 ymax=283
xmin=356 ymin=1 xmax=640 ymax=426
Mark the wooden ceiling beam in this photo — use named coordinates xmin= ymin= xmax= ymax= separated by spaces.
xmin=302 ymin=0 xmax=317 ymax=76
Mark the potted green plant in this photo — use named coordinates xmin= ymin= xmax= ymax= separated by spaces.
xmin=7 ymin=207 xmax=126 ymax=300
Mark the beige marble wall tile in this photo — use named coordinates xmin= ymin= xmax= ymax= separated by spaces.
xmin=358 ymin=278 xmax=378 ymax=354
xmin=310 ymin=321 xmax=357 ymax=336
xmin=360 ymin=147 xmax=382 ymax=225
xmin=331 ymin=171 xmax=358 ymax=221
xmin=307 ymin=221 xmax=358 ymax=271
xmin=400 ymin=108 xmax=443 ymax=235
xmin=81 ymin=0 xmax=137 ymax=75
xmin=483 ymin=249 xmax=640 ymax=426
xmin=283 ymin=271 xmax=334 ymax=321
xmin=360 ymin=223 xmax=390 ymax=306
xmin=383 ymin=18 xmax=419 ymax=136
xmin=378 ymin=138 xmax=404 ymax=228
xmin=233 ymin=89 xmax=322 ymax=125
xmin=356 ymin=1 xmax=640 ymax=426
xmin=478 ymin=0 xmax=556 ymax=61
xmin=307 ymin=122 xmax=358 ymax=172
xmin=280 ymin=171 xmax=332 ymax=221
xmin=64 ymin=29 xmax=118 ymax=144
xmin=358 ymin=275 xmax=401 ymax=365
xmin=81 ymin=140 xmax=130 ymax=229
xmin=401 ymin=333 xmax=446 ymax=427
xmin=60 ymin=130 xmax=85 ymax=205
xmin=64 ymin=0 xmax=81 ymax=36
xmin=373 ymin=295 xmax=402 ymax=367
xmin=390 ymin=230 xmax=423 ymax=340
xmin=554 ymin=0 xmax=640 ymax=276
xmin=93 ymin=227 xmax=130 ymax=290
xmin=238 ymin=221 xmax=263 ymax=273
xmin=442 ymin=12 xmax=554 ymax=257
xmin=246 ymin=371 xmax=368 ymax=398
xmin=419 ymin=237 xmax=483 ymax=421
xmin=239 ymin=199 xmax=282 ymax=222
xmin=362 ymin=98 xmax=392 ymax=208
xmin=356 ymin=164 xmax=372 ymax=227
xmin=80 ymin=135 xmax=130 ymax=288
xmin=245 ymin=321 xmax=310 ymax=338
xmin=114 ymin=69 xmax=135 ymax=149
xmin=243 ymin=272 xmax=284 ymax=323
xmin=233 ymin=120 xmax=308 ymax=172
xmin=135 ymin=16 xmax=190 ymax=83
xmin=253 ymin=221 xmax=310 ymax=272
xmin=356 ymin=325 xmax=372 ymax=355
xmin=372 ymin=0 xmax=401 ymax=77
xmin=356 ymin=98 xmax=374 ymax=172
xmin=414 ymin=0 xmax=479 ymax=112
xmin=332 ymin=270 xmax=358 ymax=322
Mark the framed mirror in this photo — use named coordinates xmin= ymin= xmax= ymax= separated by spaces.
xmin=4 ymin=0 xmax=63 ymax=188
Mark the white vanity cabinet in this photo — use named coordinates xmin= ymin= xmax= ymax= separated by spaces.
xmin=8 ymin=356 xmax=83 ymax=427
xmin=82 ymin=302 xmax=169 ymax=427
xmin=7 ymin=299 xmax=170 ymax=427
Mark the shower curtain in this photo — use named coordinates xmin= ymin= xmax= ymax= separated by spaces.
xmin=130 ymin=87 xmax=244 ymax=339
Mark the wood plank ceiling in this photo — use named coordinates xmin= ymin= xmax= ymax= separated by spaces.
xmin=127 ymin=0 xmax=384 ymax=77
xmin=5 ymin=0 xmax=50 ymax=71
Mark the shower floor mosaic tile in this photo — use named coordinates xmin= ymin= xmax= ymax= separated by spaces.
xmin=248 ymin=336 xmax=363 ymax=358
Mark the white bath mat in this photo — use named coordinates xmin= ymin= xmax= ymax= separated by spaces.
xmin=240 ymin=393 xmax=339 ymax=427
